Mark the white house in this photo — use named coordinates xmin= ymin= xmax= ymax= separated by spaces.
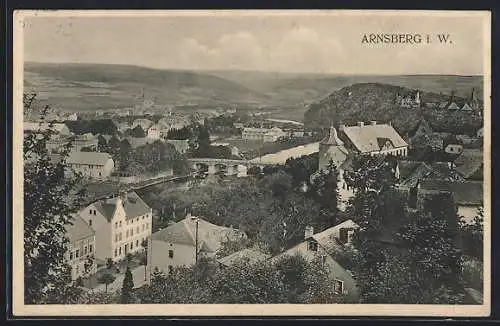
xmin=65 ymin=215 xmax=97 ymax=281
xmin=24 ymin=122 xmax=72 ymax=136
xmin=340 ymin=121 xmax=408 ymax=156
xmin=66 ymin=152 xmax=115 ymax=179
xmin=78 ymin=191 xmax=153 ymax=263
xmin=271 ymin=220 xmax=360 ymax=302
xmin=146 ymin=214 xmax=246 ymax=281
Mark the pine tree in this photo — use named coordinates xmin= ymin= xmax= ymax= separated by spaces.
xmin=23 ymin=94 xmax=84 ymax=304
xmin=120 ymin=267 xmax=135 ymax=303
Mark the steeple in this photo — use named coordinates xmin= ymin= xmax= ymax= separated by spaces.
xmin=320 ymin=126 xmax=344 ymax=146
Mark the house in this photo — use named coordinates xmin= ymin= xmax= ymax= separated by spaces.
xmin=146 ymin=214 xmax=246 ymax=281
xmin=443 ymin=136 xmax=464 ymax=155
xmin=147 ymin=124 xmax=164 ymax=139
xmin=453 ymin=149 xmax=483 ymax=181
xmin=78 ymin=191 xmax=153 ymax=262
xmin=399 ymin=91 xmax=421 ymax=109
xmin=217 ymin=248 xmax=271 ymax=267
xmin=418 ymin=180 xmax=483 ymax=224
xmin=67 ymin=112 xmax=79 ymax=121
xmin=447 ymin=102 xmax=460 ymax=111
xmin=65 ymin=215 xmax=97 ymax=281
xmin=24 ymin=122 xmax=72 ymax=136
xmin=339 ymin=121 xmax=408 ymax=156
xmin=166 ymin=139 xmax=190 ymax=154
xmin=271 ymin=220 xmax=360 ymax=302
xmin=461 ymin=103 xmax=473 ymax=111
xmin=242 ymin=127 xmax=287 ymax=142
xmin=397 ymin=160 xmax=463 ymax=188
xmin=67 ymin=152 xmax=115 ymax=179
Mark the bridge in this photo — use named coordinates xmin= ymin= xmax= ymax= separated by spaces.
xmin=187 ymin=158 xmax=278 ymax=176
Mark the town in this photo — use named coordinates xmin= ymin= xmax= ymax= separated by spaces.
xmin=23 ymin=81 xmax=484 ymax=305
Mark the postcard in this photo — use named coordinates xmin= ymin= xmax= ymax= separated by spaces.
xmin=12 ymin=10 xmax=491 ymax=317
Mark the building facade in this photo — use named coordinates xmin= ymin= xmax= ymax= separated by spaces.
xmin=242 ymin=127 xmax=288 ymax=142
xmin=65 ymin=215 xmax=97 ymax=281
xmin=78 ymin=191 xmax=153 ymax=262
xmin=146 ymin=214 xmax=246 ymax=282
xmin=271 ymin=220 xmax=360 ymax=302
xmin=66 ymin=152 xmax=115 ymax=179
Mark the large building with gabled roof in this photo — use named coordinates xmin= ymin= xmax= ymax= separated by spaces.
xmin=66 ymin=151 xmax=115 ymax=179
xmin=315 ymin=121 xmax=407 ymax=211
xmin=78 ymin=191 xmax=153 ymax=262
xmin=146 ymin=214 xmax=246 ymax=281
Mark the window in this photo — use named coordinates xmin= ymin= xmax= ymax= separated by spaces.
xmin=75 ymin=250 xmax=80 ymax=258
xmin=168 ymin=266 xmax=174 ymax=274
xmin=114 ymin=249 xmax=117 ymax=257
xmin=307 ymin=241 xmax=318 ymax=252
xmin=334 ymin=279 xmax=344 ymax=295
xmin=142 ymin=216 xmax=145 ymax=220
xmin=89 ymin=209 xmax=92 ymax=214
xmin=89 ymin=244 xmax=93 ymax=252
xmin=136 ymin=240 xmax=139 ymax=247
xmin=137 ymin=226 xmax=140 ymax=233
xmin=89 ymin=219 xmax=92 ymax=226
xmin=125 ymin=244 xmax=128 ymax=253
xmin=115 ymin=222 xmax=118 ymax=228
xmin=93 ymin=210 xmax=96 ymax=215
xmin=168 ymin=250 xmax=174 ymax=258
xmin=130 ymin=242 xmax=133 ymax=249
xmin=84 ymin=246 xmax=88 ymax=254
xmin=131 ymin=229 xmax=134 ymax=236
xmin=119 ymin=247 xmax=122 ymax=255
xmin=70 ymin=252 xmax=74 ymax=260
xmin=119 ymin=233 xmax=122 ymax=241
xmin=119 ymin=221 xmax=122 ymax=227
xmin=115 ymin=234 xmax=119 ymax=242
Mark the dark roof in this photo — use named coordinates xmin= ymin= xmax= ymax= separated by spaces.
xmin=398 ymin=161 xmax=463 ymax=188
xmin=93 ymin=191 xmax=151 ymax=221
xmin=419 ymin=180 xmax=483 ymax=205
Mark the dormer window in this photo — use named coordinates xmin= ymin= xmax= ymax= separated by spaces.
xmin=334 ymin=279 xmax=345 ymax=295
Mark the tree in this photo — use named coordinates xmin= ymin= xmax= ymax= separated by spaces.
xmin=97 ymin=134 xmax=108 ymax=152
xmin=126 ymin=125 xmax=146 ymax=138
xmin=23 ymin=95 xmax=85 ymax=304
xmin=309 ymin=161 xmax=340 ymax=229
xmin=121 ymin=267 xmax=135 ymax=303
xmin=98 ymin=273 xmax=116 ymax=293
xmin=460 ymin=206 xmax=484 ymax=260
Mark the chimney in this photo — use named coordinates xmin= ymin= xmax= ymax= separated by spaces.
xmin=338 ymin=123 xmax=345 ymax=132
xmin=357 ymin=121 xmax=364 ymax=127
xmin=370 ymin=121 xmax=377 ymax=126
xmin=304 ymin=226 xmax=314 ymax=239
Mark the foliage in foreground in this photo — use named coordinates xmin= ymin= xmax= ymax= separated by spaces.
xmin=136 ymin=255 xmax=345 ymax=304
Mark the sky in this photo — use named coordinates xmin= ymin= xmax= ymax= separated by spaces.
xmin=21 ymin=11 xmax=489 ymax=75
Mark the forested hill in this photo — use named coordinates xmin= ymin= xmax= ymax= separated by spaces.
xmin=304 ymin=83 xmax=483 ymax=137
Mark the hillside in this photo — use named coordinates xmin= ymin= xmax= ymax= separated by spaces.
xmin=207 ymin=70 xmax=483 ymax=106
xmin=304 ymin=83 xmax=483 ymax=137
xmin=24 ymin=62 xmax=269 ymax=111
